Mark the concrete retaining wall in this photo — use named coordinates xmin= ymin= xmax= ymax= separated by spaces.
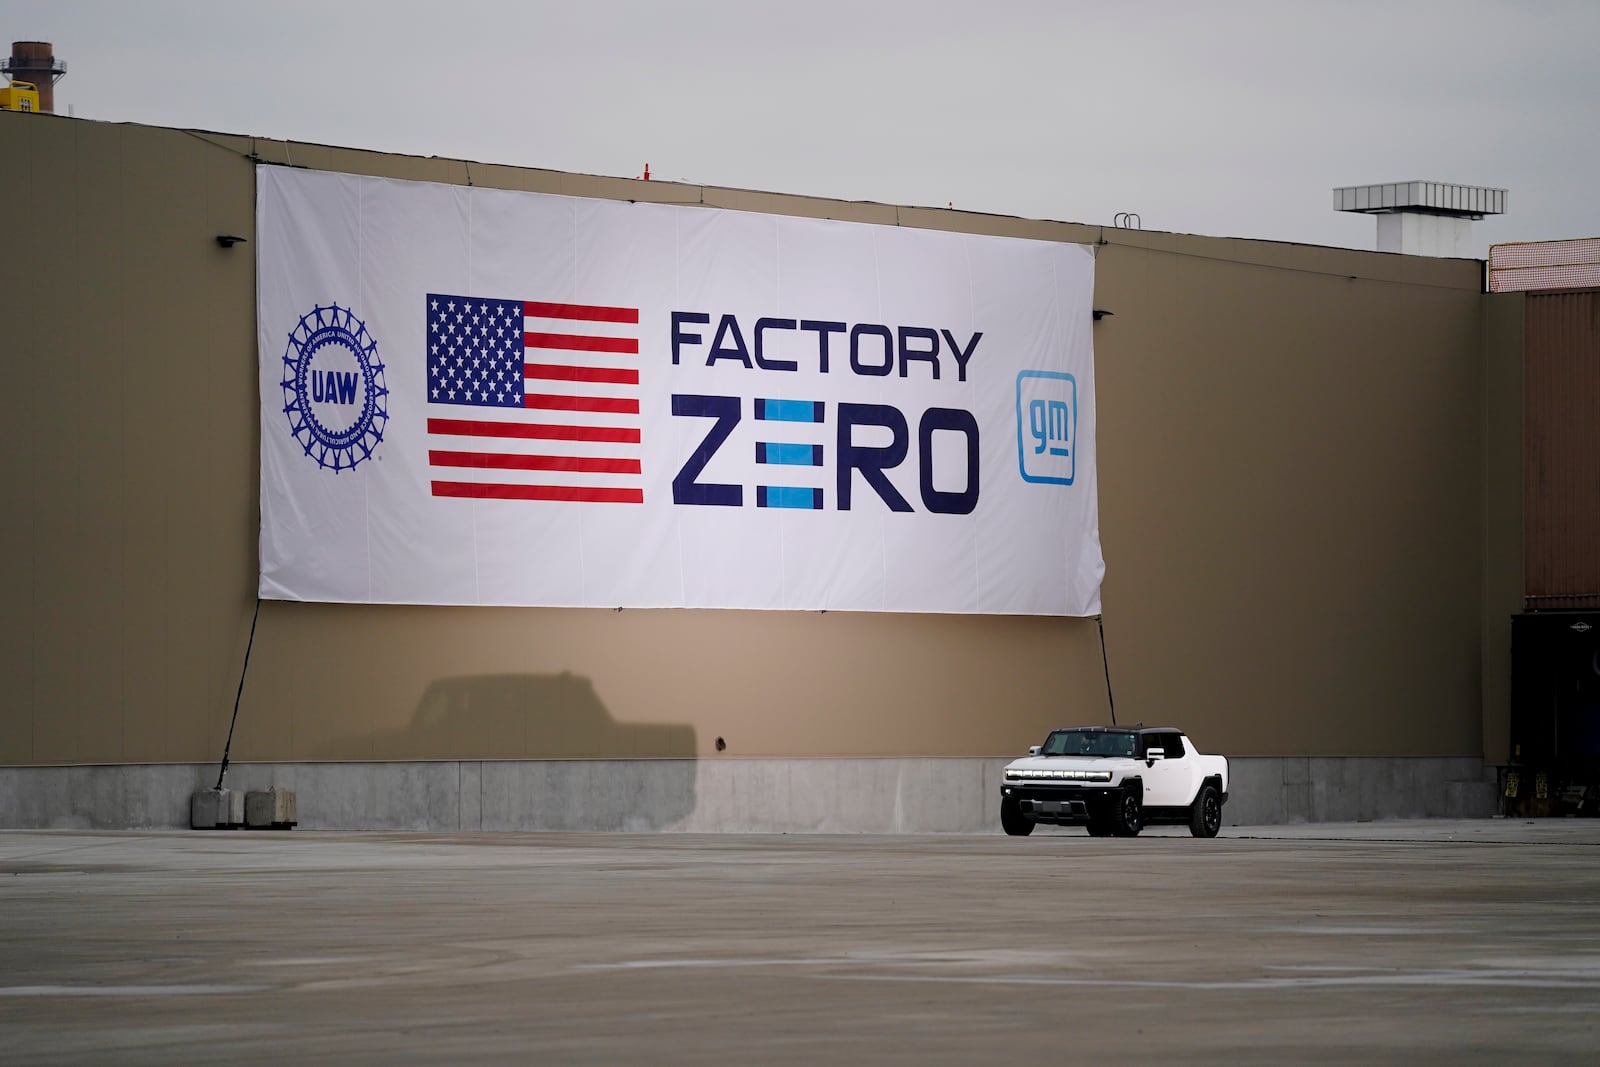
xmin=0 ymin=757 xmax=1498 ymax=832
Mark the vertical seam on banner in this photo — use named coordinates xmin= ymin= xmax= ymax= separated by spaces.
xmin=673 ymin=212 xmax=687 ymax=605
xmin=872 ymin=230 xmax=888 ymax=610
xmin=775 ymin=214 xmax=790 ymax=607
xmin=964 ymin=235 xmax=981 ymax=609
xmin=359 ymin=176 xmax=374 ymax=602
xmin=572 ymin=200 xmax=589 ymax=601
xmin=467 ymin=186 xmax=482 ymax=604
xmin=1049 ymin=246 xmax=1069 ymax=603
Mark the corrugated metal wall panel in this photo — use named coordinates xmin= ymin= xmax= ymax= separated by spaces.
xmin=1525 ymin=290 xmax=1600 ymax=608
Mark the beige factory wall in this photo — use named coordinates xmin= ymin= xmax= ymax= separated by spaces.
xmin=1479 ymin=293 xmax=1525 ymax=766
xmin=0 ymin=116 xmax=258 ymax=767
xmin=0 ymin=113 xmax=1502 ymax=765
xmin=1089 ymin=232 xmax=1485 ymax=756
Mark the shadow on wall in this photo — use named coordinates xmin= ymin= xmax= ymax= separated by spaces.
xmin=310 ymin=672 xmax=698 ymax=830
xmin=389 ymin=671 xmax=696 ymax=760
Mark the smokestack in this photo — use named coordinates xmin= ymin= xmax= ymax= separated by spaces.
xmin=4 ymin=41 xmax=67 ymax=114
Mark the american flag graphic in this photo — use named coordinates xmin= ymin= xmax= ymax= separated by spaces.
xmin=424 ymin=294 xmax=643 ymax=504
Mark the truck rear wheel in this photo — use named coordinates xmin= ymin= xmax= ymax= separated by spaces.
xmin=1189 ymin=783 xmax=1222 ymax=838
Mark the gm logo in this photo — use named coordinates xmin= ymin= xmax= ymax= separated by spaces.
xmin=1015 ymin=370 xmax=1076 ymax=486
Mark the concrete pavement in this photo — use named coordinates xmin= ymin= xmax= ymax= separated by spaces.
xmin=2 ymin=820 xmax=1598 ymax=1064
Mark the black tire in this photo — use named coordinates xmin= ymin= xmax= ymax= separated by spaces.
xmin=1111 ymin=790 xmax=1142 ymax=837
xmin=1189 ymin=783 xmax=1223 ymax=838
xmin=1085 ymin=819 xmax=1112 ymax=837
xmin=1000 ymin=798 xmax=1035 ymax=837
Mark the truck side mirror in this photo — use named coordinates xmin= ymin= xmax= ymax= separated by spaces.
xmin=1028 ymin=746 xmax=1041 ymax=756
xmin=1145 ymin=747 xmax=1165 ymax=766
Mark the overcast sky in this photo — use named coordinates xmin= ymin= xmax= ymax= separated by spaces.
xmin=4 ymin=0 xmax=1597 ymax=257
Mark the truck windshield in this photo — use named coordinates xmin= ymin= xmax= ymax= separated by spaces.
xmin=1041 ymin=730 xmax=1136 ymax=758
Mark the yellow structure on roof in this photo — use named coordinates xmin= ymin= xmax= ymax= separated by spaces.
xmin=0 ymin=79 xmax=40 ymax=112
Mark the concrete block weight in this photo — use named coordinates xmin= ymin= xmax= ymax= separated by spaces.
xmin=189 ymin=788 xmax=244 ymax=830
xmin=245 ymin=787 xmax=298 ymax=829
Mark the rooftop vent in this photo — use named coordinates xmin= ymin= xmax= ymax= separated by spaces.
xmin=1334 ymin=181 xmax=1507 ymax=258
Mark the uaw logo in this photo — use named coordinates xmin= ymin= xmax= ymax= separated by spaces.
xmin=1015 ymin=370 xmax=1076 ymax=486
xmin=281 ymin=303 xmax=388 ymax=472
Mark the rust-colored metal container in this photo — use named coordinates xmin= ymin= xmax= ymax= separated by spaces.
xmin=1524 ymin=289 xmax=1600 ymax=610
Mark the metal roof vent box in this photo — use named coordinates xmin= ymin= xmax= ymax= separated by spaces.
xmin=1334 ymin=180 xmax=1507 ymax=258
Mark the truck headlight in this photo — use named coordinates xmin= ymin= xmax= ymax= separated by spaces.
xmin=1003 ymin=768 xmax=1112 ymax=783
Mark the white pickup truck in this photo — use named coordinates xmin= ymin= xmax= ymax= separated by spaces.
xmin=1000 ymin=726 xmax=1228 ymax=838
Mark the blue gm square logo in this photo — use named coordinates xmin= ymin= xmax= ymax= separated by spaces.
xmin=1016 ymin=370 xmax=1076 ymax=486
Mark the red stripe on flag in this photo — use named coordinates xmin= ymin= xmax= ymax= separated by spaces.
xmin=525 ymin=393 xmax=640 ymax=415
xmin=427 ymin=417 xmax=640 ymax=444
xmin=524 ymin=331 xmax=639 ymax=354
xmin=523 ymin=301 xmax=639 ymax=324
xmin=432 ymin=481 xmax=644 ymax=504
xmin=525 ymin=363 xmax=639 ymax=386
xmin=428 ymin=450 xmax=641 ymax=475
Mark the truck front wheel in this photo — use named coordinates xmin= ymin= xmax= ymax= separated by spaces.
xmin=1111 ymin=790 xmax=1142 ymax=837
xmin=1000 ymin=797 xmax=1034 ymax=837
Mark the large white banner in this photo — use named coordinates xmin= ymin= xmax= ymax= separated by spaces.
xmin=256 ymin=166 xmax=1102 ymax=614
